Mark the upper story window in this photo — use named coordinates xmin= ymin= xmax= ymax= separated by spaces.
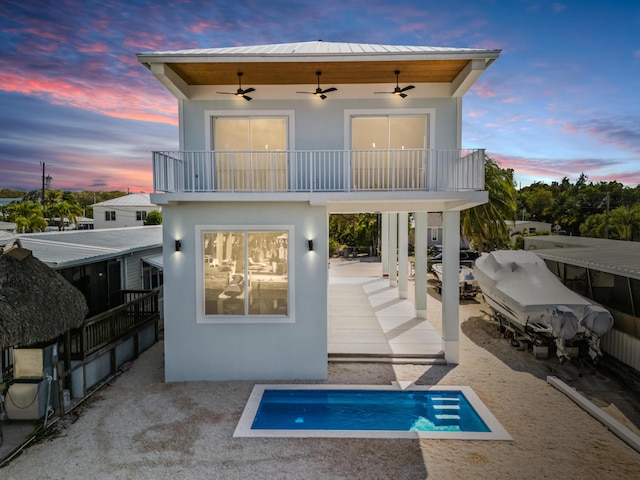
xmin=136 ymin=211 xmax=147 ymax=222
xmin=213 ymin=116 xmax=288 ymax=191
xmin=350 ymin=113 xmax=428 ymax=190
xmin=105 ymin=211 xmax=116 ymax=221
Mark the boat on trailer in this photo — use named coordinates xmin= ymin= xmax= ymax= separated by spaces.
xmin=431 ymin=263 xmax=480 ymax=299
xmin=473 ymin=250 xmax=614 ymax=362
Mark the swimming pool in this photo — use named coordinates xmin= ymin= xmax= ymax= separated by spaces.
xmin=234 ymin=384 xmax=511 ymax=440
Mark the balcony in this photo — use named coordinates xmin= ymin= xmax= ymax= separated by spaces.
xmin=152 ymin=149 xmax=485 ymax=194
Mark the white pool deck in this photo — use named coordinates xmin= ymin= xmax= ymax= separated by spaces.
xmin=328 ymin=258 xmax=444 ymax=362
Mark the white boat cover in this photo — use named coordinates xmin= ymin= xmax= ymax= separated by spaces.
xmin=474 ymin=250 xmax=614 ymax=340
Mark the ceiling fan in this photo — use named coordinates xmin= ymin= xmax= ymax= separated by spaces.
xmin=216 ymin=72 xmax=255 ymax=101
xmin=374 ymin=70 xmax=415 ymax=98
xmin=297 ymin=71 xmax=337 ymax=100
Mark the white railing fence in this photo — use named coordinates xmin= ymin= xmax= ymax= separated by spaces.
xmin=152 ymin=149 xmax=485 ymax=193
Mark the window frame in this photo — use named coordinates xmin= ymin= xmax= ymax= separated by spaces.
xmin=105 ymin=210 xmax=116 ymax=221
xmin=195 ymin=224 xmax=295 ymax=324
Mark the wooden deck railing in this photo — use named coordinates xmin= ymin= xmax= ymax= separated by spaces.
xmin=69 ymin=289 xmax=160 ymax=360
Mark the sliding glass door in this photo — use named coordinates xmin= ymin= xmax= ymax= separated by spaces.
xmin=213 ymin=117 xmax=288 ymax=191
xmin=351 ymin=115 xmax=428 ymax=190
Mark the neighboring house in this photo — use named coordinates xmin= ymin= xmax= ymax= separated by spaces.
xmin=524 ymin=235 xmax=640 ymax=373
xmin=16 ymin=226 xmax=164 ymax=395
xmin=508 ymin=220 xmax=552 ymax=244
xmin=0 ymin=220 xmax=17 ymax=233
xmin=92 ymin=193 xmax=159 ymax=229
xmin=19 ymin=226 xmax=163 ymax=314
xmin=409 ymin=212 xmax=471 ymax=253
xmin=137 ymin=40 xmax=500 ymax=381
xmin=75 ymin=216 xmax=95 ymax=230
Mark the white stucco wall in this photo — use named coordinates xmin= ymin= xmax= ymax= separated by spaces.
xmin=180 ymin=97 xmax=459 ymax=151
xmin=162 ymin=200 xmax=328 ymax=381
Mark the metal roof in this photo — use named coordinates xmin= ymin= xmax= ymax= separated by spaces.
xmin=18 ymin=226 xmax=162 ymax=268
xmin=0 ymin=198 xmax=22 ymax=207
xmin=92 ymin=193 xmax=156 ymax=207
xmin=137 ymin=40 xmax=500 ymax=100
xmin=141 ymin=40 xmax=497 ymax=58
xmin=525 ymin=235 xmax=640 ymax=280
xmin=142 ymin=253 xmax=163 ymax=269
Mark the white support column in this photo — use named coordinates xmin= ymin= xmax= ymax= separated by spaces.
xmin=398 ymin=212 xmax=409 ymax=298
xmin=414 ymin=212 xmax=428 ymax=318
xmin=381 ymin=213 xmax=389 ymax=277
xmin=388 ymin=213 xmax=398 ymax=287
xmin=442 ymin=210 xmax=461 ymax=364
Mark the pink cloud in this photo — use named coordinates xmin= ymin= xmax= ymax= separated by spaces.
xmin=489 ymin=153 xmax=640 ymax=187
xmin=186 ymin=19 xmax=234 ymax=34
xmin=45 ymin=153 xmax=156 ymax=192
xmin=472 ymin=83 xmax=497 ymax=97
xmin=0 ymin=70 xmax=178 ymax=126
xmin=77 ymin=43 xmax=110 ymax=53
xmin=400 ymin=22 xmax=427 ymax=34
xmin=468 ymin=109 xmax=488 ymax=118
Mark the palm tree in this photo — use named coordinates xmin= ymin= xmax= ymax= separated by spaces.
xmin=7 ymin=201 xmax=47 ymax=233
xmin=48 ymin=200 xmax=83 ymax=230
xmin=609 ymin=205 xmax=640 ymax=241
xmin=460 ymin=155 xmax=518 ymax=252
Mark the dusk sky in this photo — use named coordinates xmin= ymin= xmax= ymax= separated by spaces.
xmin=1 ymin=0 xmax=639 ymax=193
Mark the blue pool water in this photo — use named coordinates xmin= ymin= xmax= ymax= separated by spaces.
xmin=251 ymin=389 xmax=490 ymax=432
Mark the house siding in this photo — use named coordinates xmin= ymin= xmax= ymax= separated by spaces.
xmin=162 ymin=201 xmax=328 ymax=381
xmin=93 ymin=206 xmax=159 ymax=229
xmin=125 ymin=246 xmax=162 ymax=289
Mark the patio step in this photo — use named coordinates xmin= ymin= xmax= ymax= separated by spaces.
xmin=328 ymin=353 xmax=446 ymax=365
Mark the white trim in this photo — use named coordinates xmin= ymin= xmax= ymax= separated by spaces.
xmin=195 ymin=224 xmax=295 ymax=324
xmin=343 ymin=108 xmax=435 ymax=150
xmin=204 ymin=109 xmax=296 ymax=151
xmin=178 ymin=100 xmax=185 ymax=151
xmin=234 ymin=384 xmax=511 ymax=440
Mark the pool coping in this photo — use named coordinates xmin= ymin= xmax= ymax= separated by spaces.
xmin=233 ymin=384 xmax=512 ymax=440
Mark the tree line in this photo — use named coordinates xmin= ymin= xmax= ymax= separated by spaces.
xmin=330 ymin=157 xmax=640 ymax=254
xmin=4 ymin=160 xmax=640 ymax=242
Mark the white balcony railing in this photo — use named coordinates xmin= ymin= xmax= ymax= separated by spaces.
xmin=152 ymin=149 xmax=485 ymax=194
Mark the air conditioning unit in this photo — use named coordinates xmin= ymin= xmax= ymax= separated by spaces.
xmin=4 ymin=344 xmax=58 ymax=420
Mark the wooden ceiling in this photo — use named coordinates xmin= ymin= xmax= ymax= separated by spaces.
xmin=167 ymin=59 xmax=471 ymax=86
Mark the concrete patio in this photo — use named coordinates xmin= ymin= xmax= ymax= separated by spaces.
xmin=328 ymin=258 xmax=444 ymax=362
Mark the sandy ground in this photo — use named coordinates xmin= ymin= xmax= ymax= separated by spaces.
xmin=3 ymin=264 xmax=640 ymax=479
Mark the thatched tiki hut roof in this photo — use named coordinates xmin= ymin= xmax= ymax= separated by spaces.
xmin=0 ymin=245 xmax=88 ymax=347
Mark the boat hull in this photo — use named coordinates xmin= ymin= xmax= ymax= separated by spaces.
xmin=431 ymin=264 xmax=480 ymax=299
xmin=473 ymin=250 xmax=614 ymax=361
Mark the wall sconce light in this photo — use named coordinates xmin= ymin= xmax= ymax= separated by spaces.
xmin=175 ymin=239 xmax=182 ymax=252
xmin=308 ymin=239 xmax=314 ymax=251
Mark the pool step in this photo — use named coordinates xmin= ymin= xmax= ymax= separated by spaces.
xmin=428 ymin=397 xmax=461 ymax=427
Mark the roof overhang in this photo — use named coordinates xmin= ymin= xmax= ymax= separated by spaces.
xmin=137 ymin=41 xmax=500 ymax=100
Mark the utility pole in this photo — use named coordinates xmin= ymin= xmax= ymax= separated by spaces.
xmin=41 ymin=162 xmax=46 ymax=210
xmin=40 ymin=162 xmax=52 ymax=211
xmin=604 ymin=192 xmax=610 ymax=239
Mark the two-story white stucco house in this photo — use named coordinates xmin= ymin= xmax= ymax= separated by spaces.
xmin=92 ymin=193 xmax=160 ymax=229
xmin=137 ymin=40 xmax=500 ymax=382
